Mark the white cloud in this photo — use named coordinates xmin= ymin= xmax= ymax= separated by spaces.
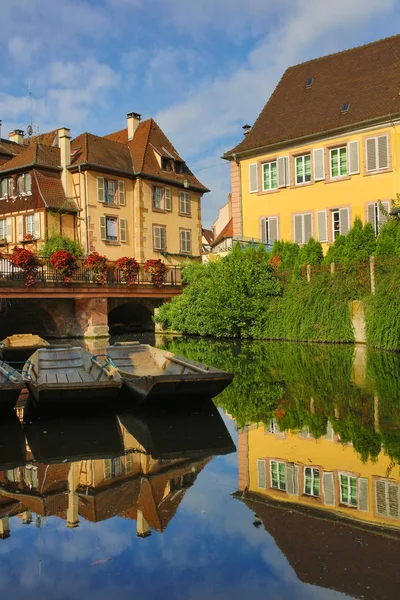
xmin=8 ymin=36 xmax=41 ymax=67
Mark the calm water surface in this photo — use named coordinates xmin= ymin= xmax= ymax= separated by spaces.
xmin=1 ymin=337 xmax=400 ymax=599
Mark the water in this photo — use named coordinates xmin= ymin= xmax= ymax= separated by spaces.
xmin=1 ymin=338 xmax=400 ymax=599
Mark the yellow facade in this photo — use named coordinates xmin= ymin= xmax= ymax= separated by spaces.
xmin=243 ymin=423 xmax=400 ymax=529
xmin=239 ymin=122 xmax=400 ymax=248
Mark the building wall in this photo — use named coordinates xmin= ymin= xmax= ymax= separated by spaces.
xmin=238 ymin=122 xmax=400 ymax=248
xmin=213 ymin=198 xmax=231 ymax=238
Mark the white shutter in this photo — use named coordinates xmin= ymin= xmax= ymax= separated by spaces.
xmin=348 ymin=141 xmax=360 ymax=175
xmin=260 ymin=218 xmax=267 ymax=241
xmin=257 ymin=459 xmax=267 ymax=489
xmin=99 ymin=216 xmax=106 ymax=241
xmin=324 ymin=420 xmax=334 ymax=441
xmin=294 ymin=215 xmax=303 ymax=243
xmin=161 ymin=227 xmax=166 ymax=250
xmin=34 ymin=213 xmax=41 ymax=239
xmin=118 ymin=181 xmax=125 ymax=206
xmin=367 ymin=203 xmax=376 ymax=228
xmin=269 ymin=217 xmax=278 ymax=244
xmin=6 ymin=217 xmax=13 ymax=243
xmin=97 ymin=177 xmax=105 ymax=202
xmin=358 ymin=478 xmax=369 ymax=512
xmin=323 ymin=472 xmax=335 ymax=506
xmin=284 ymin=156 xmax=290 ymax=186
xmin=304 ymin=213 xmax=313 ymax=243
xmin=388 ymin=483 xmax=400 ymax=518
xmin=249 ymin=163 xmax=258 ymax=193
xmin=376 ymin=480 xmax=387 ymax=515
xmin=377 ymin=135 xmax=389 ymax=170
xmin=119 ymin=218 xmax=127 ymax=243
xmin=104 ymin=459 xmax=111 ymax=480
xmin=317 ymin=210 xmax=328 ymax=242
xmin=165 ymin=188 xmax=172 ymax=211
xmin=17 ymin=215 xmax=24 ymax=241
xmin=313 ymin=148 xmax=325 ymax=181
xmin=286 ymin=463 xmax=299 ymax=496
xmin=378 ymin=201 xmax=389 ymax=229
xmin=366 ymin=138 xmax=377 ymax=171
xmin=277 ymin=157 xmax=286 ymax=188
xmin=339 ymin=208 xmax=349 ymax=236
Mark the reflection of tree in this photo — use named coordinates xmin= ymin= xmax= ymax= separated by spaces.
xmin=160 ymin=338 xmax=400 ymax=463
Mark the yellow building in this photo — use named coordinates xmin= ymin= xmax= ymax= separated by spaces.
xmin=223 ymin=35 xmax=400 ymax=248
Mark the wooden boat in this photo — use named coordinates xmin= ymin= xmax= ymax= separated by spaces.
xmin=106 ymin=342 xmax=234 ymax=403
xmin=0 ymin=333 xmax=50 ymax=363
xmin=0 ymin=359 xmax=24 ymax=411
xmin=23 ymin=347 xmax=122 ymax=403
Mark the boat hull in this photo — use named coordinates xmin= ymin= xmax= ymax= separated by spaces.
xmin=0 ymin=385 xmax=23 ymax=411
xmin=26 ymin=381 xmax=121 ymax=404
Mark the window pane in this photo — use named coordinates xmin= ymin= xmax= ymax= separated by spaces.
xmin=263 ymin=164 xmax=270 ymax=190
xmin=271 ymin=162 xmax=277 ymax=188
xmin=106 ymin=217 xmax=117 ymax=240
xmin=296 ymin=157 xmax=303 ymax=183
xmin=350 ymin=477 xmax=357 ymax=506
xmin=304 ymin=155 xmax=311 ymax=182
xmin=340 ymin=475 xmax=348 ymax=503
xmin=340 ymin=147 xmax=347 ymax=175
xmin=331 ymin=149 xmax=339 ymax=177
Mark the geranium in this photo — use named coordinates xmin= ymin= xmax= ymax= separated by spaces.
xmin=83 ymin=252 xmax=108 ymax=285
xmin=144 ymin=259 xmax=168 ymax=287
xmin=23 ymin=233 xmax=34 ymax=242
xmin=9 ymin=247 xmax=39 ymax=287
xmin=49 ymin=249 xmax=78 ymax=285
xmin=115 ymin=256 xmax=140 ymax=287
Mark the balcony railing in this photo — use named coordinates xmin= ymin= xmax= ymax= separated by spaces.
xmin=0 ymin=256 xmax=183 ymax=287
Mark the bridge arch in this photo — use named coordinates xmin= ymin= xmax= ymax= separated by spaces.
xmin=108 ymin=299 xmax=160 ymax=334
xmin=0 ymin=299 xmax=62 ymax=339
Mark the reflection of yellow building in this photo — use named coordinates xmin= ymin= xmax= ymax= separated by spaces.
xmin=239 ymin=420 xmax=400 ymax=528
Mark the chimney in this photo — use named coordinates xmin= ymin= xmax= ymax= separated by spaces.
xmin=136 ymin=509 xmax=151 ymax=538
xmin=9 ymin=129 xmax=24 ymax=145
xmin=127 ymin=112 xmax=141 ymax=141
xmin=242 ymin=124 xmax=251 ymax=137
xmin=58 ymin=127 xmax=73 ymax=198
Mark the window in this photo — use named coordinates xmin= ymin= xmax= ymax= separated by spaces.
xmin=162 ymin=157 xmax=172 ymax=171
xmin=180 ymin=229 xmax=191 ymax=253
xmin=17 ymin=173 xmax=32 ymax=194
xmin=262 ymin=161 xmax=277 ymax=191
xmin=97 ymin=177 xmax=125 ymax=204
xmin=179 ymin=191 xmax=190 ymax=215
xmin=17 ymin=214 xmax=40 ymax=241
xmin=261 ymin=216 xmax=278 ymax=245
xmin=0 ymin=220 xmax=6 ymax=240
xmin=153 ymin=225 xmax=166 ymax=251
xmin=331 ymin=208 xmax=350 ymax=239
xmin=25 ymin=214 xmax=34 ymax=237
xmin=270 ymin=460 xmax=286 ymax=491
xmin=105 ymin=179 xmax=116 ymax=204
xmin=365 ymin=134 xmax=389 ymax=172
xmin=295 ymin=154 xmax=311 ymax=184
xmin=306 ymin=77 xmax=314 ymax=88
xmin=304 ymin=467 xmax=320 ymax=497
xmin=111 ymin=457 xmax=122 ymax=477
xmin=8 ymin=178 xmax=14 ymax=197
xmin=100 ymin=216 xmax=118 ymax=241
xmin=153 ymin=186 xmax=164 ymax=210
xmin=0 ymin=178 xmax=7 ymax=197
xmin=340 ymin=473 xmax=357 ymax=507
xmin=376 ymin=480 xmax=400 ymax=519
xmin=367 ymin=201 xmax=390 ymax=235
xmin=293 ymin=213 xmax=313 ymax=244
xmin=165 ymin=188 xmax=172 ymax=211
xmin=330 ymin=146 xmax=347 ymax=178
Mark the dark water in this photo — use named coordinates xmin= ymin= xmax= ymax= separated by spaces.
xmin=1 ymin=338 xmax=400 ymax=599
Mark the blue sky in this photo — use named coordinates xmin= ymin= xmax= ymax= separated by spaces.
xmin=1 ymin=0 xmax=400 ymax=227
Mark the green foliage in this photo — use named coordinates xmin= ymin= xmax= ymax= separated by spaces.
xmin=297 ymin=237 xmax=323 ymax=266
xmin=323 ymin=234 xmax=346 ymax=265
xmin=342 ymin=217 xmax=376 ymax=272
xmin=365 ymin=269 xmax=400 ymax=350
xmin=271 ymin=240 xmax=300 ymax=270
xmin=375 ymin=218 xmax=400 ymax=258
xmin=156 ymin=243 xmax=282 ymax=338
xmin=40 ymin=232 xmax=84 ymax=259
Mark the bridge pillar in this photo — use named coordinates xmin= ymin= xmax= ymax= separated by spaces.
xmin=75 ymin=298 xmax=109 ymax=338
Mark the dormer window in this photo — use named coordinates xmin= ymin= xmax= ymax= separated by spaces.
xmin=17 ymin=173 xmax=32 ymax=194
xmin=306 ymin=78 xmax=314 ymax=88
xmin=161 ymin=158 xmax=172 ymax=171
xmin=0 ymin=178 xmax=8 ymax=198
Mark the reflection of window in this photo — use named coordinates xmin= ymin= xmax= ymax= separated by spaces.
xmin=270 ymin=460 xmax=286 ymax=491
xmin=295 ymin=154 xmax=311 ymax=184
xmin=24 ymin=465 xmax=38 ymax=489
xmin=265 ymin=418 xmax=280 ymax=434
xmin=0 ymin=220 xmax=6 ymax=240
xmin=304 ymin=467 xmax=320 ymax=497
xmin=111 ymin=457 xmax=122 ymax=477
xmin=340 ymin=473 xmax=357 ymax=506
xmin=376 ymin=480 xmax=400 ymax=518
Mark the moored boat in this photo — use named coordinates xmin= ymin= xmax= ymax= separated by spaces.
xmin=23 ymin=347 xmax=122 ymax=404
xmin=0 ymin=359 xmax=24 ymax=411
xmin=105 ymin=342 xmax=234 ymax=403
xmin=0 ymin=333 xmax=51 ymax=363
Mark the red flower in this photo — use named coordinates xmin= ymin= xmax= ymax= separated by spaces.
xmin=83 ymin=252 xmax=108 ymax=285
xmin=49 ymin=250 xmax=78 ymax=285
xmin=115 ymin=256 xmax=140 ymax=287
xmin=9 ymin=247 xmax=39 ymax=287
xmin=144 ymin=259 xmax=168 ymax=287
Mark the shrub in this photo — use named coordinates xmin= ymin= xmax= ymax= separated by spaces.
xmin=115 ymin=256 xmax=140 ymax=287
xmin=323 ymin=234 xmax=346 ymax=265
xmin=271 ymin=240 xmax=300 ymax=270
xmin=49 ymin=250 xmax=78 ymax=285
xmin=297 ymin=237 xmax=323 ymax=266
xmin=342 ymin=217 xmax=376 ymax=272
xmin=41 ymin=232 xmax=84 ymax=259
xmin=9 ymin=247 xmax=39 ymax=287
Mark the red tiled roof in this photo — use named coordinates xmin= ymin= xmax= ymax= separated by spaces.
xmin=24 ymin=130 xmax=59 ymax=147
xmin=70 ymin=132 xmax=133 ymax=174
xmin=0 ymin=139 xmax=26 ymax=158
xmin=202 ymin=228 xmax=214 ymax=244
xmin=225 ymin=34 xmax=400 ymax=157
xmin=211 ymin=218 xmax=233 ymax=247
xmin=0 ymin=143 xmax=61 ymax=173
xmin=34 ymin=170 xmax=79 ymax=213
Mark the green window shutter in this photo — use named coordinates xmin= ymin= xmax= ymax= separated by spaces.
xmin=99 ymin=216 xmax=106 ymax=241
xmin=97 ymin=177 xmax=105 ymax=202
xmin=119 ymin=218 xmax=127 ymax=243
xmin=348 ymin=141 xmax=359 ymax=175
xmin=249 ymin=163 xmax=258 ymax=193
xmin=118 ymin=181 xmax=126 ymax=206
xmin=6 ymin=217 xmax=13 ymax=243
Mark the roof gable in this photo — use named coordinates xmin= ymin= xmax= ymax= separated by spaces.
xmin=0 ymin=143 xmax=60 ymax=173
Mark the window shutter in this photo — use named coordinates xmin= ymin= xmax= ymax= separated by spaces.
xmin=119 ymin=218 xmax=127 ymax=242
xmin=104 ymin=459 xmax=112 ymax=480
xmin=324 ymin=420 xmax=334 ymax=441
xmin=339 ymin=208 xmax=349 ymax=236
xmin=260 ymin=218 xmax=267 ymax=241
xmin=367 ymin=203 xmax=376 ymax=228
xmin=377 ymin=135 xmax=389 ymax=169
xmin=269 ymin=217 xmax=278 ymax=244
xmin=25 ymin=173 xmax=32 ymax=193
xmin=257 ymin=459 xmax=267 ymax=489
xmin=304 ymin=213 xmax=313 ymax=243
xmin=286 ymin=463 xmax=299 ymax=496
xmin=118 ymin=181 xmax=125 ymax=206
xmin=388 ymin=483 xmax=400 ymax=518
xmin=323 ymin=472 xmax=335 ymax=506
xmin=99 ymin=216 xmax=106 ymax=241
xmin=277 ymin=157 xmax=286 ymax=188
xmin=165 ymin=188 xmax=172 ymax=211
xmin=249 ymin=163 xmax=258 ymax=193
xmin=348 ymin=141 xmax=360 ymax=175
xmin=375 ymin=480 xmax=387 ymax=515
xmin=317 ymin=210 xmax=328 ymax=242
xmin=313 ymin=148 xmax=325 ymax=181
xmin=34 ymin=213 xmax=41 ymax=239
xmin=17 ymin=215 xmax=24 ymax=241
xmin=97 ymin=177 xmax=105 ymax=202
xmin=6 ymin=217 xmax=13 ymax=243
xmin=378 ymin=201 xmax=389 ymax=229
xmin=366 ymin=138 xmax=377 ymax=171
xmin=284 ymin=156 xmax=290 ymax=186
xmin=161 ymin=227 xmax=166 ymax=250
xmin=294 ymin=215 xmax=303 ymax=243
xmin=358 ymin=478 xmax=369 ymax=512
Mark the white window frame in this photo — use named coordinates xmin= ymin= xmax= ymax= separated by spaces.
xmin=295 ymin=154 xmax=311 ymax=185
xmin=180 ymin=229 xmax=191 ymax=254
xmin=304 ymin=467 xmax=320 ymax=497
xmin=179 ymin=191 xmax=191 ymax=215
xmin=270 ymin=460 xmax=286 ymax=491
xmin=339 ymin=473 xmax=358 ymax=507
xmin=153 ymin=225 xmax=166 ymax=251
xmin=262 ymin=161 xmax=277 ymax=191
xmin=365 ymin=134 xmax=389 ymax=172
xmin=329 ymin=146 xmax=348 ymax=179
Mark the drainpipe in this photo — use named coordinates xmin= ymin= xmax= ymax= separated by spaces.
xmin=78 ymin=165 xmax=89 ymax=256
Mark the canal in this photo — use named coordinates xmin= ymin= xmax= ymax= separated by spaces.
xmin=1 ymin=337 xmax=400 ymax=599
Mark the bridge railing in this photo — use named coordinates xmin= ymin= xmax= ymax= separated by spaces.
xmin=0 ymin=256 xmax=183 ymax=286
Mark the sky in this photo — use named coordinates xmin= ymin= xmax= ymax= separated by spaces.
xmin=1 ymin=0 xmax=400 ymax=228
